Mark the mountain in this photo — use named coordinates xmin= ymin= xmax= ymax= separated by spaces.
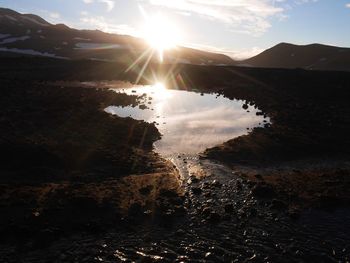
xmin=243 ymin=42 xmax=350 ymax=72
xmin=0 ymin=8 xmax=235 ymax=65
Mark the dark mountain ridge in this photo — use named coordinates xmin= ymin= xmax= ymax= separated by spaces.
xmin=243 ymin=42 xmax=350 ymax=71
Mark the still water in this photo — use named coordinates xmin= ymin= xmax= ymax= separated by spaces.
xmin=105 ymin=83 xmax=268 ymax=156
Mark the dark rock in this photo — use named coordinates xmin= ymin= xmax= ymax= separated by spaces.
xmin=202 ymin=207 xmax=212 ymax=217
xmin=211 ymin=180 xmax=222 ymax=188
xmin=139 ymin=185 xmax=153 ymax=196
xmin=270 ymin=199 xmax=288 ymax=210
xmin=249 ymin=208 xmax=258 ymax=217
xmin=128 ymin=202 xmax=143 ymax=216
xmin=208 ymin=212 xmax=221 ymax=224
xmin=160 ymin=189 xmax=179 ymax=198
xmin=224 ymin=204 xmax=234 ymax=213
xmin=288 ymin=209 xmax=301 ymax=220
xmin=254 ymin=174 xmax=263 ymax=180
xmin=34 ymin=228 xmax=57 ymax=248
xmin=190 ymin=176 xmax=199 ymax=183
xmin=191 ymin=187 xmax=202 ymax=195
xmin=252 ymin=184 xmax=276 ymax=198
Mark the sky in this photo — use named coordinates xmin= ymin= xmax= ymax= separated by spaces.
xmin=1 ymin=0 xmax=350 ymax=59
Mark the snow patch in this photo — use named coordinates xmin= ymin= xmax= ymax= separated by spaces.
xmin=0 ymin=34 xmax=11 ymax=39
xmin=0 ymin=36 xmax=30 ymax=45
xmin=166 ymin=56 xmax=191 ymax=64
xmin=74 ymin=37 xmax=91 ymax=41
xmin=21 ymin=16 xmax=49 ymax=27
xmin=89 ymin=58 xmax=115 ymax=62
xmin=75 ymin=43 xmax=125 ymax=50
xmin=5 ymin=15 xmax=18 ymax=22
xmin=0 ymin=47 xmax=69 ymax=59
xmin=236 ymin=63 xmax=253 ymax=67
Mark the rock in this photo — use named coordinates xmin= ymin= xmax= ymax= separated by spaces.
xmin=139 ymin=185 xmax=153 ymax=196
xmin=35 ymin=228 xmax=57 ymax=248
xmin=202 ymin=207 xmax=212 ymax=217
xmin=252 ymin=184 xmax=276 ymax=198
xmin=211 ymin=180 xmax=222 ymax=188
xmin=208 ymin=212 xmax=221 ymax=224
xmin=174 ymin=205 xmax=186 ymax=216
xmin=160 ymin=189 xmax=179 ymax=198
xmin=254 ymin=174 xmax=263 ymax=180
xmin=247 ymin=180 xmax=257 ymax=188
xmin=190 ymin=176 xmax=199 ymax=183
xmin=175 ymin=229 xmax=186 ymax=236
xmin=128 ymin=202 xmax=143 ymax=216
xmin=288 ymin=209 xmax=301 ymax=220
xmin=270 ymin=199 xmax=288 ymax=210
xmin=191 ymin=187 xmax=202 ymax=195
xmin=224 ymin=204 xmax=234 ymax=213
xmin=249 ymin=208 xmax=257 ymax=217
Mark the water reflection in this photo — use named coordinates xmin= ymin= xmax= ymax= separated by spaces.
xmin=105 ymin=84 xmax=268 ymax=156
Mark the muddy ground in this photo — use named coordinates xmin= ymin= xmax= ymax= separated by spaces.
xmin=1 ymin=58 xmax=350 ymax=262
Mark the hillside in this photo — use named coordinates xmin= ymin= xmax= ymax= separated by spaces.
xmin=0 ymin=7 xmax=235 ymax=65
xmin=243 ymin=42 xmax=350 ymax=71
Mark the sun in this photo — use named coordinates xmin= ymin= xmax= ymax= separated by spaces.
xmin=152 ymin=82 xmax=172 ymax=100
xmin=143 ymin=14 xmax=181 ymax=62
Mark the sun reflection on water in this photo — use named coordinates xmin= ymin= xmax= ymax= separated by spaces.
xmin=105 ymin=83 xmax=269 ymax=156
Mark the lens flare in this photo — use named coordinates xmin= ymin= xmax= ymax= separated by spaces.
xmin=143 ymin=14 xmax=181 ymax=62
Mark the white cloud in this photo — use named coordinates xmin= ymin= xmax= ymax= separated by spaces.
xmin=186 ymin=43 xmax=264 ymax=60
xmin=147 ymin=0 xmax=284 ymax=36
xmin=82 ymin=0 xmax=115 ymax=12
xmin=99 ymin=0 xmax=115 ymax=11
xmin=346 ymin=3 xmax=350 ymax=8
xmin=79 ymin=15 xmax=140 ymax=36
xmin=49 ymin=12 xmax=60 ymax=19
xmin=294 ymin=0 xmax=318 ymax=4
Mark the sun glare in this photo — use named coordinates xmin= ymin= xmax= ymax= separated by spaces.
xmin=152 ymin=82 xmax=172 ymax=100
xmin=143 ymin=14 xmax=181 ymax=62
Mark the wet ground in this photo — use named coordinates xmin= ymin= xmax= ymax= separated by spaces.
xmin=1 ymin=59 xmax=350 ymax=262
xmin=2 ymin=156 xmax=349 ymax=262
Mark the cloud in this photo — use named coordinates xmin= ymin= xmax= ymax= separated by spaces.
xmin=82 ymin=0 xmax=115 ymax=12
xmin=186 ymin=43 xmax=264 ymax=60
xmin=146 ymin=0 xmax=284 ymax=36
xmin=346 ymin=3 xmax=350 ymax=8
xmin=294 ymin=0 xmax=318 ymax=4
xmin=79 ymin=15 xmax=140 ymax=36
xmin=49 ymin=12 xmax=60 ymax=19
xmin=99 ymin=0 xmax=115 ymax=11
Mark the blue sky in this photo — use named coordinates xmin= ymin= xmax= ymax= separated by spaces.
xmin=1 ymin=0 xmax=350 ymax=58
